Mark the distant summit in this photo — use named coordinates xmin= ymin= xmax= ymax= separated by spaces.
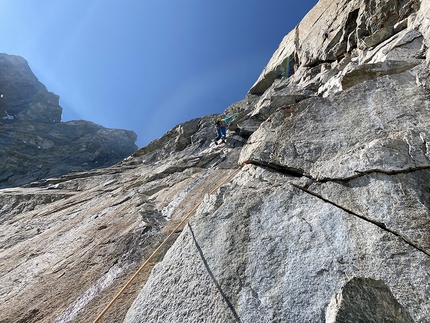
xmin=0 ymin=53 xmax=137 ymax=188
xmin=0 ymin=54 xmax=62 ymax=124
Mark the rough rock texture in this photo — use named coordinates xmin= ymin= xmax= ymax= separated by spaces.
xmin=2 ymin=0 xmax=430 ymax=322
xmin=0 ymin=53 xmax=138 ymax=188
xmin=124 ymin=0 xmax=430 ymax=322
xmin=326 ymin=277 xmax=414 ymax=323
xmin=124 ymin=164 xmax=430 ymax=323
xmin=0 ymin=116 xmax=246 ymax=323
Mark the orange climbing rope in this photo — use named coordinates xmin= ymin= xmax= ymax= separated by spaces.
xmin=92 ymin=166 xmax=243 ymax=323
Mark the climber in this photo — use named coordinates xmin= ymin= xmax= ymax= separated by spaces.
xmin=213 ymin=117 xmax=227 ymax=144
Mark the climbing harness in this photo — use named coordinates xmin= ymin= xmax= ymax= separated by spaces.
xmin=92 ymin=166 xmax=243 ymax=323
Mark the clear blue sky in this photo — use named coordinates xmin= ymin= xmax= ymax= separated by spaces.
xmin=0 ymin=0 xmax=317 ymax=148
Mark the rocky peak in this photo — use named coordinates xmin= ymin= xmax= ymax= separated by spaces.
xmin=0 ymin=53 xmax=61 ymax=124
xmin=0 ymin=53 xmax=137 ymax=188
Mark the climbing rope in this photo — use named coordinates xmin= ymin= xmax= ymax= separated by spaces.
xmin=92 ymin=166 xmax=243 ymax=323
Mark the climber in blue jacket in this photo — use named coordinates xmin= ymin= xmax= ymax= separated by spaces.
xmin=214 ymin=117 xmax=226 ymax=143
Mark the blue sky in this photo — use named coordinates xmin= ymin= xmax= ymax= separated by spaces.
xmin=0 ymin=0 xmax=317 ymax=147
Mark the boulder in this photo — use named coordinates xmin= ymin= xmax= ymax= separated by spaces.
xmin=326 ymin=277 xmax=414 ymax=323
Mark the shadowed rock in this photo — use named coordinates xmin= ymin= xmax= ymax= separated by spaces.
xmin=326 ymin=277 xmax=414 ymax=323
xmin=0 ymin=53 xmax=137 ymax=188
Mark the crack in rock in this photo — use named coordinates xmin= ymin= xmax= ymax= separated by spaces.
xmin=321 ymin=165 xmax=430 ymax=182
xmin=290 ymin=182 xmax=430 ymax=258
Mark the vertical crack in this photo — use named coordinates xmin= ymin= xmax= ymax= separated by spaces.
xmin=188 ymin=223 xmax=241 ymax=322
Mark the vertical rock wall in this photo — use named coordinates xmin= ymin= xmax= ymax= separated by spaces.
xmin=124 ymin=0 xmax=430 ymax=322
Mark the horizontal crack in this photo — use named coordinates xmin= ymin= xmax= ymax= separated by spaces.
xmin=245 ymin=162 xmax=430 ymax=257
xmin=244 ymin=159 xmax=430 ymax=184
xmin=318 ymin=165 xmax=430 ymax=182
xmin=242 ymin=159 xmax=303 ymax=178
xmin=290 ymin=182 xmax=430 ymax=258
xmin=111 ymin=195 xmax=133 ymax=207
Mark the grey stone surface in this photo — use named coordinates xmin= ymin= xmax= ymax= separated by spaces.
xmin=249 ymin=0 xmax=422 ymax=95
xmin=0 ymin=54 xmax=61 ymax=124
xmin=0 ymin=113 xmax=245 ymax=323
xmin=240 ymin=67 xmax=430 ymax=181
xmin=124 ymin=1 xmax=430 ymax=322
xmin=326 ymin=277 xmax=414 ymax=323
xmin=124 ymin=165 xmax=430 ymax=323
xmin=2 ymin=1 xmax=430 ymax=323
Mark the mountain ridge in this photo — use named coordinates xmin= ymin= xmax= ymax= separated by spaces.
xmin=0 ymin=53 xmax=138 ymax=188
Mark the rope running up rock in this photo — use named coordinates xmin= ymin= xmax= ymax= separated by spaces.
xmin=92 ymin=166 xmax=243 ymax=323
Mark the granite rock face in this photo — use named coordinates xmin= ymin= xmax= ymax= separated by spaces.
xmin=2 ymin=0 xmax=430 ymax=323
xmin=0 ymin=119 xmax=247 ymax=323
xmin=0 ymin=53 xmax=137 ymax=188
xmin=125 ymin=0 xmax=430 ymax=322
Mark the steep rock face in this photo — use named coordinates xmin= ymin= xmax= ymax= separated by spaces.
xmin=2 ymin=0 xmax=430 ymax=322
xmin=0 ymin=53 xmax=138 ymax=188
xmin=248 ymin=0 xmax=422 ymax=95
xmin=124 ymin=0 xmax=430 ymax=322
xmin=0 ymin=116 xmax=247 ymax=323
xmin=124 ymin=165 xmax=430 ymax=323
xmin=0 ymin=54 xmax=61 ymax=124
